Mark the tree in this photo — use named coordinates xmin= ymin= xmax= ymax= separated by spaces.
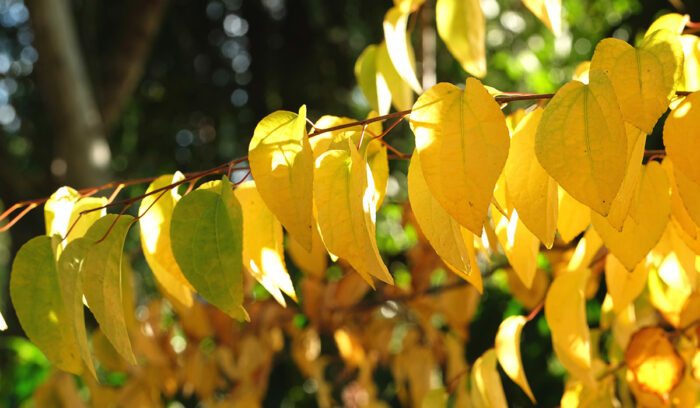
xmin=1 ymin=0 xmax=700 ymax=407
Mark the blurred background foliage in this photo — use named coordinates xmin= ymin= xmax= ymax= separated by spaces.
xmin=0 ymin=0 xmax=698 ymax=406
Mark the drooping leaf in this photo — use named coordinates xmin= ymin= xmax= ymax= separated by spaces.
xmin=235 ymin=180 xmax=296 ymax=306
xmin=673 ymin=161 xmax=700 ymax=228
xmin=314 ymin=143 xmax=393 ymax=286
xmin=436 ymin=0 xmax=486 ymax=78
xmin=56 ymin=238 xmax=96 ymax=378
xmin=376 ymin=41 xmax=415 ymax=111
xmin=535 ymin=70 xmax=627 ymax=216
xmin=384 ymin=7 xmax=422 ymax=93
xmin=592 ymin=162 xmax=670 ymax=270
xmin=493 ymin=209 xmax=541 ymax=289
xmin=664 ymin=91 xmax=700 ymax=186
xmin=645 ymin=13 xmax=689 ymax=36
xmin=421 ymin=388 xmax=448 ymax=408
xmin=170 ymin=178 xmax=247 ymax=321
xmin=410 ymin=78 xmax=509 ymax=235
xmin=545 ymin=268 xmax=594 ymax=386
xmin=83 ymin=214 xmax=137 ymax=364
xmin=355 ymin=45 xmax=391 ymax=115
xmin=604 ymin=254 xmax=648 ymax=314
xmin=557 ymin=187 xmax=591 ymax=243
xmin=505 ymin=107 xmax=558 ymax=248
xmin=566 ymin=227 xmax=603 ymax=272
xmin=408 ymin=152 xmax=479 ymax=285
xmin=0 ymin=311 xmax=6 ymax=331
xmin=590 ymin=30 xmax=684 ymax=133
xmin=470 ymin=349 xmax=507 ymax=408
xmin=625 ymin=327 xmax=685 ymax=398
xmin=249 ymin=106 xmax=315 ymax=251
xmin=521 ymin=0 xmax=561 ymax=36
xmin=288 ymin=223 xmax=328 ymax=280
xmin=680 ymin=34 xmax=700 ymax=92
xmin=394 ymin=0 xmax=426 ymax=13
xmin=44 ymin=187 xmax=107 ymax=248
xmin=10 ymin=236 xmax=82 ymax=374
xmin=495 ymin=315 xmax=536 ymax=403
xmin=664 ymin=159 xmax=699 ymax=241
xmin=139 ymin=173 xmax=194 ymax=308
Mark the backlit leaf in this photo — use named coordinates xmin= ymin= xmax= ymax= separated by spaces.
xmin=680 ymin=34 xmax=700 ymax=92
xmin=170 ymin=177 xmax=247 ymax=320
xmin=44 ymin=187 xmax=107 ymax=248
xmin=83 ymin=214 xmax=137 ymax=364
xmin=355 ymin=45 xmax=391 ymax=115
xmin=410 ymin=79 xmax=509 ymax=235
xmin=314 ymin=143 xmax=393 ymax=286
xmin=10 ymin=236 xmax=82 ymax=374
xmin=604 ymin=254 xmax=648 ymax=314
xmin=470 ymin=349 xmax=507 ymax=408
xmin=535 ymin=70 xmax=627 ymax=216
xmin=139 ymin=173 xmax=194 ymax=308
xmin=249 ymin=106 xmax=315 ymax=251
xmin=625 ymin=327 xmax=685 ymax=398
xmin=288 ymin=225 xmax=328 ymax=280
xmin=557 ymin=187 xmax=590 ymax=243
xmin=664 ymin=91 xmax=700 ymax=186
xmin=545 ymin=268 xmax=594 ymax=385
xmin=521 ymin=0 xmax=561 ymax=36
xmin=376 ymin=41 xmax=415 ymax=111
xmin=504 ymin=107 xmax=557 ymax=248
xmin=235 ymin=180 xmax=296 ymax=306
xmin=590 ymin=30 xmax=683 ymax=133
xmin=495 ymin=315 xmax=536 ymax=402
xmin=493 ymin=209 xmax=540 ymax=289
xmin=673 ymin=161 xmax=700 ymax=228
xmin=384 ymin=7 xmax=422 ymax=93
xmin=592 ymin=162 xmax=670 ymax=270
xmin=645 ymin=13 xmax=689 ymax=36
xmin=436 ymin=0 xmax=486 ymax=77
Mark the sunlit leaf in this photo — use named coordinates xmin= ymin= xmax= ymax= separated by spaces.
xmin=545 ymin=268 xmax=594 ymax=385
xmin=680 ymin=34 xmax=700 ymax=92
xmin=44 ymin=186 xmax=107 ymax=249
xmin=493 ymin=209 xmax=540 ymax=289
xmin=249 ymin=106 xmax=315 ymax=251
xmin=495 ymin=315 xmax=536 ymax=402
xmin=10 ymin=236 xmax=82 ymax=374
xmin=470 ymin=349 xmax=507 ymax=408
xmin=355 ymin=44 xmax=391 ymax=115
xmin=235 ymin=180 xmax=296 ymax=306
xmin=171 ymin=177 xmax=247 ymax=321
xmin=83 ymin=214 xmax=137 ymax=364
xmin=410 ymin=79 xmax=509 ymax=235
xmin=664 ymin=91 xmax=700 ymax=186
xmin=376 ymin=41 xmax=415 ymax=111
xmin=436 ymin=0 xmax=486 ymax=77
xmin=287 ymin=225 xmax=328 ymax=280
xmin=314 ymin=143 xmax=393 ymax=286
xmin=557 ymin=187 xmax=591 ymax=243
xmin=139 ymin=173 xmax=194 ymax=308
xmin=604 ymin=254 xmax=648 ymax=314
xmin=590 ymin=30 xmax=683 ymax=133
xmin=645 ymin=13 xmax=689 ymax=36
xmin=505 ymin=107 xmax=557 ymax=248
xmin=521 ymin=0 xmax=561 ymax=36
xmin=384 ymin=7 xmax=422 ymax=93
xmin=535 ymin=70 xmax=627 ymax=216
xmin=625 ymin=327 xmax=685 ymax=398
xmin=592 ymin=162 xmax=670 ymax=270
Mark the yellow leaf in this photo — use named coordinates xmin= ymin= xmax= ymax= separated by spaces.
xmin=0 ymin=311 xmax=6 ymax=331
xmin=436 ymin=0 xmax=486 ymax=78
xmin=604 ymin=254 xmax=648 ymax=314
xmin=249 ymin=105 xmax=315 ymax=251
xmin=521 ymin=0 xmax=562 ymax=36
xmin=664 ymin=91 xmax=700 ymax=186
xmin=535 ymin=70 xmax=627 ymax=216
xmin=590 ymin=30 xmax=683 ymax=133
xmin=625 ymin=327 xmax=685 ymax=399
xmin=592 ymin=162 xmax=670 ymax=270
xmin=421 ymin=388 xmax=448 ymax=408
xmin=376 ymin=41 xmax=414 ymax=112
xmin=663 ymin=158 xmax=699 ymax=240
xmin=355 ymin=45 xmax=391 ymax=114
xmin=505 ymin=107 xmax=558 ymax=248
xmin=557 ymin=187 xmax=591 ymax=243
xmin=470 ymin=349 xmax=507 ymax=408
xmin=394 ymin=0 xmax=426 ymax=13
xmin=288 ymin=225 xmax=328 ymax=280
xmin=495 ymin=315 xmax=536 ymax=403
xmin=408 ymin=152 xmax=487 ymax=289
xmin=139 ymin=173 xmax=194 ymax=308
xmin=493 ymin=209 xmax=540 ymax=289
xmin=645 ymin=13 xmax=689 ymax=36
xmin=235 ymin=180 xmax=296 ymax=307
xmin=545 ymin=268 xmax=594 ymax=385
xmin=648 ymin=265 xmax=688 ymax=328
xmin=410 ymin=79 xmax=509 ymax=234
xmin=566 ymin=226 xmax=603 ymax=272
xmin=384 ymin=7 xmax=422 ymax=93
xmin=680 ymin=34 xmax=700 ymax=92
xmin=311 ymin=113 xmax=389 ymax=208
xmin=673 ymin=162 xmax=700 ymax=228
xmin=314 ymin=143 xmax=393 ymax=286
xmin=507 ymin=268 xmax=548 ymax=310
xmin=603 ymin=125 xmax=647 ymax=231
xmin=572 ymin=61 xmax=591 ymax=83
xmin=44 ymin=187 xmax=107 ymax=249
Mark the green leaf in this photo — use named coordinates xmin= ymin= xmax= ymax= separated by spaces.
xmin=10 ymin=236 xmax=82 ymax=374
xmin=83 ymin=214 xmax=137 ymax=365
xmin=170 ymin=177 xmax=247 ymax=321
xmin=56 ymin=238 xmax=96 ymax=378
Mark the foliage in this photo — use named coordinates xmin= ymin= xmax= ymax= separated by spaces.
xmin=2 ymin=0 xmax=700 ymax=407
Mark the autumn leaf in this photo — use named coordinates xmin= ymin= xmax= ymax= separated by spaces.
xmin=436 ymin=0 xmax=486 ymax=77
xmin=557 ymin=187 xmax=591 ymax=243
xmin=376 ymin=41 xmax=415 ymax=111
xmin=521 ymin=0 xmax=561 ymax=36
xmin=470 ymin=349 xmax=508 ymax=408
xmin=495 ymin=315 xmax=536 ymax=402
xmin=383 ymin=7 xmax=422 ymax=93
xmin=625 ymin=327 xmax=685 ymax=399
xmin=604 ymin=254 xmax=648 ymax=314
xmin=664 ymin=91 xmax=700 ymax=186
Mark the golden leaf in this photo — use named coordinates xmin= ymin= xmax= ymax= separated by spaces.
xmin=495 ymin=315 xmax=536 ymax=402
xmin=625 ymin=327 xmax=685 ymax=399
xmin=435 ymin=0 xmax=486 ymax=78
